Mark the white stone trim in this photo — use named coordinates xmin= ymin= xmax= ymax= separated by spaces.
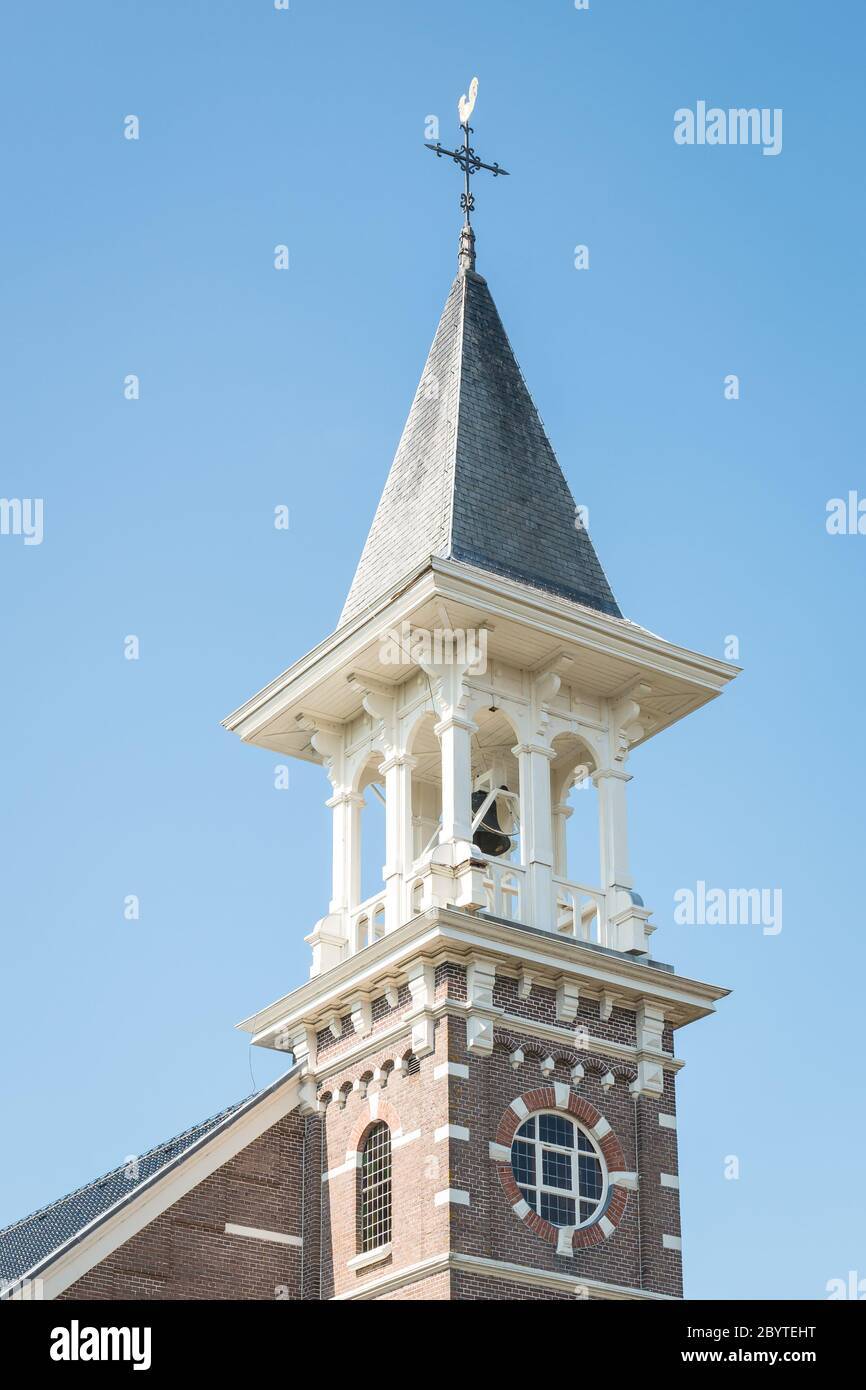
xmin=590 ymin=1116 xmax=611 ymax=1140
xmin=599 ymin=990 xmax=618 ymax=1022
xmin=599 ymin=1215 xmax=615 ymax=1238
xmin=660 ymin=1172 xmax=679 ymax=1189
xmin=488 ymin=1141 xmax=511 ymax=1161
xmin=391 ymin=1128 xmax=421 ymax=1150
xmin=555 ymin=977 xmax=580 ymax=1024
xmin=499 ymin=1013 xmax=683 ymax=1071
xmin=349 ymin=995 xmax=373 ymax=1036
xmin=435 ymin=1124 xmax=470 ymax=1143
xmin=556 ymin=1226 xmax=575 ymax=1257
xmin=434 ymin=1188 xmax=470 ymax=1207
xmin=662 ymin=1233 xmax=682 ymax=1251
xmin=609 ymin=1170 xmax=638 ymax=1190
xmin=658 ymin=1112 xmax=677 ymax=1129
xmin=513 ymin=1198 xmax=531 ymax=1219
xmin=433 ymin=1061 xmax=469 ymax=1080
xmin=224 ymin=1223 xmax=302 ymax=1248
xmin=553 ymin=1081 xmax=570 ymax=1109
xmin=331 ymin=1249 xmax=678 ymax=1301
xmin=510 ymin=1096 xmax=529 ymax=1120
xmin=346 ymin=1242 xmax=392 ymax=1272
xmin=322 ymin=1151 xmax=362 ymax=1183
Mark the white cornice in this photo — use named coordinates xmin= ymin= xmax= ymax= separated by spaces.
xmin=429 ymin=557 xmax=739 ymax=689
xmin=221 ymin=560 xmax=438 ymax=742
xmin=222 ymin=558 xmax=739 ymax=754
xmin=236 ymin=907 xmax=729 ymax=1047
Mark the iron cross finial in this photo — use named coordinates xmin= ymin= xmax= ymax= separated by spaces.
xmin=425 ymin=77 xmax=510 ymax=242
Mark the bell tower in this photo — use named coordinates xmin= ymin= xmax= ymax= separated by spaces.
xmin=222 ymin=93 xmax=736 ymax=1301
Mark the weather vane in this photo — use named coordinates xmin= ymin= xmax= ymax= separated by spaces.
xmin=425 ymin=77 xmax=509 ymax=242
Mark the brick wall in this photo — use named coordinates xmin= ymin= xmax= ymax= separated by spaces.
xmin=316 ymin=1018 xmax=452 ymax=1299
xmin=493 ymin=975 xmax=638 ymax=1049
xmin=448 ymin=1015 xmax=645 ymax=1290
xmin=636 ymin=1069 xmax=682 ymax=1297
xmin=451 ymin=1271 xmax=576 ymax=1300
xmin=313 ymin=981 xmax=683 ymax=1300
xmin=58 ymin=1111 xmax=306 ymax=1301
xmin=52 ymin=958 xmax=686 ymax=1302
xmin=375 ymin=1271 xmax=452 ymax=1300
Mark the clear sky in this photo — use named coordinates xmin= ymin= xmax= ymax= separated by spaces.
xmin=1 ymin=1 xmax=863 ymax=1300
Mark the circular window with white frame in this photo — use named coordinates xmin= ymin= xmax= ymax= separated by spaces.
xmin=510 ymin=1110 xmax=607 ymax=1228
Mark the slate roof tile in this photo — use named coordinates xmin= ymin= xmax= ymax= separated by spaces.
xmin=340 ymin=268 xmax=621 ymax=625
xmin=0 ymin=1092 xmax=258 ymax=1285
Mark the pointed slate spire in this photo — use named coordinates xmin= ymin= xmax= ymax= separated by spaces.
xmin=339 ymin=257 xmax=621 ymax=626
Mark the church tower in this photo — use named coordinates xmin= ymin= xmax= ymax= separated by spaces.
xmin=1 ymin=89 xmax=736 ymax=1304
xmin=220 ymin=104 xmax=737 ymax=1301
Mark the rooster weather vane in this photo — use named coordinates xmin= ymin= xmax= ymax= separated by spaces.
xmin=425 ymin=77 xmax=509 ymax=226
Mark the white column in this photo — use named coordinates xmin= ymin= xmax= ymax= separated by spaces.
xmin=552 ymin=801 xmax=573 ymax=878
xmin=307 ymin=728 xmax=360 ymax=973
xmin=325 ymin=788 xmax=363 ymax=918
xmin=435 ymin=712 xmax=477 ymax=864
xmin=593 ymin=767 xmax=633 ymax=914
xmin=378 ymin=752 xmax=416 ymax=931
xmin=412 ymin=781 xmax=440 ymax=861
xmin=326 ymin=791 xmax=348 ymax=915
xmin=593 ymin=766 xmax=651 ymax=953
xmin=347 ymin=792 xmax=362 ymax=914
xmin=515 ymin=742 xmax=556 ymax=930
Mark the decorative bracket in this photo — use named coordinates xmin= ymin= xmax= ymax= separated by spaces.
xmin=612 ymin=683 xmax=652 ymax=764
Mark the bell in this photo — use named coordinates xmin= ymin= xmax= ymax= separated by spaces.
xmin=471 ymin=786 xmax=512 ymax=858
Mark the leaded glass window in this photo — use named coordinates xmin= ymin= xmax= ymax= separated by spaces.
xmin=360 ymin=1122 xmax=392 ymax=1251
xmin=511 ymin=1111 xmax=606 ymax=1228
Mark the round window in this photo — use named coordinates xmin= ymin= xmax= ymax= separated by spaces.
xmin=510 ymin=1111 xmax=606 ymax=1227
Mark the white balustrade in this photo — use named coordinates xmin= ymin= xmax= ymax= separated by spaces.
xmin=479 ymin=857 xmax=525 ymax=922
xmin=553 ymin=875 xmax=607 ymax=945
xmin=350 ymin=894 xmax=387 ymax=952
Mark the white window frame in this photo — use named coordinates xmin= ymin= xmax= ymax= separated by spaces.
xmin=511 ymin=1110 xmax=608 ymax=1229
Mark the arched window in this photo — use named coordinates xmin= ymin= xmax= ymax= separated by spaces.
xmin=360 ymin=1122 xmax=392 ymax=1252
xmin=510 ymin=1112 xmax=606 ymax=1227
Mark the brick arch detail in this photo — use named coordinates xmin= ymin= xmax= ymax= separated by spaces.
xmin=493 ymin=1087 xmax=630 ymax=1253
xmin=347 ymin=1097 xmax=403 ymax=1154
xmin=491 ymin=1029 xmax=638 ymax=1086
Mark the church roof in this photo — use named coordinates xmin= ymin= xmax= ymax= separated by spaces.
xmin=339 ymin=265 xmax=622 ymax=626
xmin=0 ymin=1091 xmax=260 ymax=1286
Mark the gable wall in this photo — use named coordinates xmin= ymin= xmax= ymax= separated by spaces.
xmin=58 ymin=1110 xmax=306 ymax=1301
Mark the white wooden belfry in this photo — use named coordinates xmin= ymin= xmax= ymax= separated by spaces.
xmin=223 ymin=248 xmax=736 ymax=980
xmin=299 ymin=645 xmax=653 ymax=976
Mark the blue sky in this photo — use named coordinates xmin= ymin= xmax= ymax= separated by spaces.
xmin=1 ymin=0 xmax=863 ymax=1299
